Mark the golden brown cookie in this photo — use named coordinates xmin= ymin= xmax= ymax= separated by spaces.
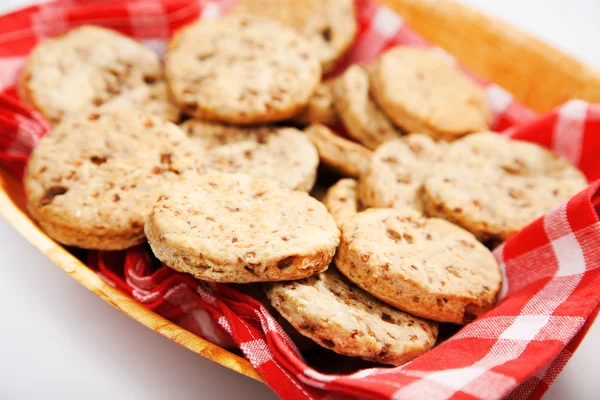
xmin=335 ymin=208 xmax=502 ymax=324
xmin=305 ymin=124 xmax=372 ymax=178
xmin=165 ymin=15 xmax=321 ymax=124
xmin=292 ymin=80 xmax=339 ymax=126
xmin=145 ymin=172 xmax=340 ymax=283
xmin=19 ymin=26 xmax=162 ymax=125
xmin=181 ymin=120 xmax=318 ymax=192
xmin=265 ymin=268 xmax=438 ymax=365
xmin=322 ymin=178 xmax=361 ymax=229
xmin=422 ymin=132 xmax=588 ymax=241
xmin=370 ymin=47 xmax=491 ymax=141
xmin=24 ymin=107 xmax=201 ymax=250
xmin=231 ymin=0 xmax=357 ymax=72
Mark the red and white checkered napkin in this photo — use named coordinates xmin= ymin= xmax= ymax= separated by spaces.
xmin=1 ymin=1 xmax=599 ymax=399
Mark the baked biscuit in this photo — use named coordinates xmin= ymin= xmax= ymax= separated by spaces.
xmin=292 ymin=80 xmax=339 ymax=126
xmin=322 ymin=178 xmax=361 ymax=229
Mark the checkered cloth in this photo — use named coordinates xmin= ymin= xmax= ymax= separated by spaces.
xmin=0 ymin=1 xmax=599 ymax=399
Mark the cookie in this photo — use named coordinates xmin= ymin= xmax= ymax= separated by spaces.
xmin=231 ymin=0 xmax=357 ymax=72
xmin=370 ymin=47 xmax=491 ymax=141
xmin=322 ymin=178 xmax=361 ymax=229
xmin=181 ymin=120 xmax=318 ymax=192
xmin=305 ymin=124 xmax=372 ymax=178
xmin=101 ymin=80 xmax=181 ymax=123
xmin=265 ymin=268 xmax=438 ymax=366
xmin=19 ymin=26 xmax=162 ymax=125
xmin=24 ymin=107 xmax=201 ymax=250
xmin=422 ymin=132 xmax=588 ymax=241
xmin=145 ymin=172 xmax=340 ymax=283
xmin=165 ymin=15 xmax=321 ymax=124
xmin=335 ymin=208 xmax=502 ymax=324
xmin=359 ymin=134 xmax=446 ymax=212
xmin=292 ymin=80 xmax=339 ymax=126
xmin=333 ymin=65 xmax=402 ymax=150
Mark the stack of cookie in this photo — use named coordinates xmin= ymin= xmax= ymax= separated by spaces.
xmin=20 ymin=0 xmax=588 ymax=367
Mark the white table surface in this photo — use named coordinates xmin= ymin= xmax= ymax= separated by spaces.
xmin=1 ymin=1 xmax=599 ymax=399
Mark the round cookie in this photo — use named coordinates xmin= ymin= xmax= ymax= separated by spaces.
xmin=24 ymin=107 xmax=202 ymax=250
xmin=292 ymin=80 xmax=339 ymax=126
xmin=19 ymin=25 xmax=161 ymax=125
xmin=335 ymin=208 xmax=502 ymax=324
xmin=265 ymin=268 xmax=438 ymax=366
xmin=423 ymin=132 xmax=588 ymax=242
xmin=145 ymin=172 xmax=340 ymax=283
xmin=370 ymin=47 xmax=491 ymax=141
xmin=181 ymin=120 xmax=318 ymax=192
xmin=359 ymin=134 xmax=446 ymax=212
xmin=333 ymin=65 xmax=402 ymax=150
xmin=165 ymin=15 xmax=321 ymax=124
xmin=231 ymin=0 xmax=357 ymax=72
xmin=305 ymin=124 xmax=372 ymax=178
xmin=322 ymin=178 xmax=361 ymax=229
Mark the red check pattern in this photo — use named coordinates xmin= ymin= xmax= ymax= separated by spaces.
xmin=0 ymin=1 xmax=599 ymax=399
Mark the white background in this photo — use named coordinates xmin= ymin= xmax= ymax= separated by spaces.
xmin=1 ymin=1 xmax=599 ymax=399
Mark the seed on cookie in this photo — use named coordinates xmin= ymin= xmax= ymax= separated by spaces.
xmin=19 ymin=25 xmax=162 ymax=125
xmin=335 ymin=208 xmax=502 ymax=324
xmin=24 ymin=107 xmax=202 ymax=250
xmin=265 ymin=268 xmax=438 ymax=366
xmin=359 ymin=134 xmax=446 ymax=212
xmin=305 ymin=124 xmax=372 ymax=178
xmin=145 ymin=172 xmax=340 ymax=283
xmin=323 ymin=178 xmax=361 ymax=229
xmin=422 ymin=132 xmax=588 ymax=241
xmin=231 ymin=0 xmax=357 ymax=73
xmin=333 ymin=65 xmax=403 ymax=150
xmin=165 ymin=14 xmax=321 ymax=124
xmin=370 ymin=47 xmax=491 ymax=141
xmin=181 ymin=120 xmax=318 ymax=192
xmin=292 ymin=80 xmax=339 ymax=126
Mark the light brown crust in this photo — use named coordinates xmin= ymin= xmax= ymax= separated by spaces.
xmin=181 ymin=120 xmax=318 ymax=192
xmin=422 ymin=132 xmax=588 ymax=241
xmin=265 ymin=268 xmax=438 ymax=366
xmin=335 ymin=208 xmax=502 ymax=324
xmin=370 ymin=47 xmax=491 ymax=141
xmin=322 ymin=178 xmax=361 ymax=229
xmin=18 ymin=25 xmax=162 ymax=125
xmin=24 ymin=107 xmax=202 ymax=250
xmin=305 ymin=124 xmax=372 ymax=178
xmin=292 ymin=80 xmax=339 ymax=126
xmin=145 ymin=172 xmax=340 ymax=283
xmin=165 ymin=14 xmax=321 ymax=124
xmin=333 ymin=65 xmax=402 ymax=150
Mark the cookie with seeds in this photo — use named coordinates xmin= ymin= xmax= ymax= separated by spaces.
xmin=292 ymin=80 xmax=339 ymax=126
xmin=322 ymin=178 xmax=361 ymax=229
xmin=370 ymin=47 xmax=490 ymax=141
xmin=165 ymin=15 xmax=321 ymax=124
xmin=423 ymin=132 xmax=587 ymax=242
xmin=359 ymin=134 xmax=446 ymax=212
xmin=231 ymin=0 xmax=357 ymax=72
xmin=305 ymin=124 xmax=372 ymax=178
xmin=265 ymin=268 xmax=438 ymax=365
xmin=333 ymin=65 xmax=402 ymax=150
xmin=335 ymin=208 xmax=502 ymax=324
xmin=19 ymin=25 xmax=162 ymax=125
xmin=181 ymin=120 xmax=318 ymax=192
xmin=24 ymin=108 xmax=201 ymax=250
xmin=145 ymin=172 xmax=340 ymax=283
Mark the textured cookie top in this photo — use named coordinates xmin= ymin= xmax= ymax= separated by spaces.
xmin=165 ymin=15 xmax=321 ymax=124
xmin=24 ymin=108 xmax=201 ymax=250
xmin=292 ymin=80 xmax=339 ymax=126
xmin=371 ymin=47 xmax=490 ymax=141
xmin=335 ymin=208 xmax=501 ymax=324
xmin=359 ymin=134 xmax=446 ymax=211
xmin=423 ymin=132 xmax=588 ymax=241
xmin=181 ymin=120 xmax=318 ymax=192
xmin=266 ymin=268 xmax=438 ymax=366
xmin=145 ymin=172 xmax=340 ymax=283
xmin=333 ymin=65 xmax=402 ymax=150
xmin=231 ymin=0 xmax=357 ymax=72
xmin=322 ymin=178 xmax=361 ymax=229
xmin=19 ymin=26 xmax=161 ymax=125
